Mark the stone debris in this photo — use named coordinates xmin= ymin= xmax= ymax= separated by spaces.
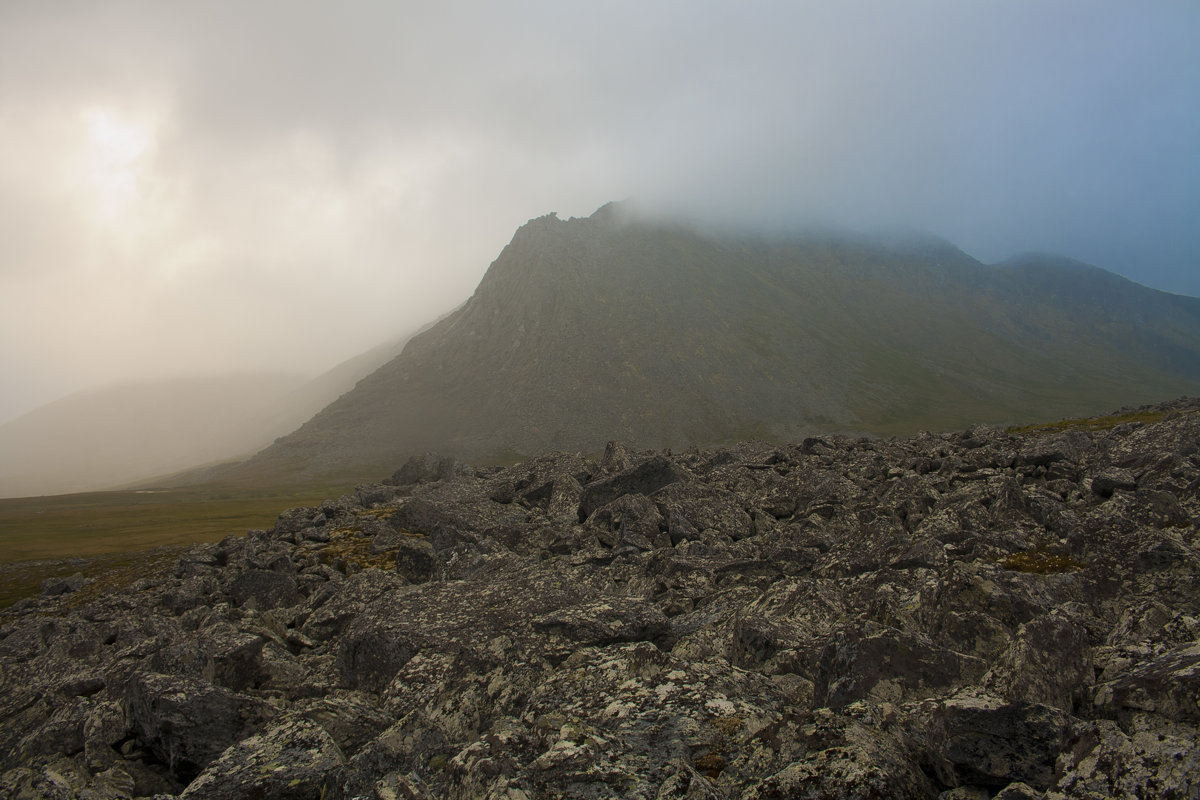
xmin=2 ymin=398 xmax=1199 ymax=798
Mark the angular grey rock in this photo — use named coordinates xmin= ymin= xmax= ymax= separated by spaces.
xmin=393 ymin=535 xmax=437 ymax=582
xmin=1090 ymin=467 xmax=1137 ymax=498
xmin=40 ymin=572 xmax=86 ymax=596
xmin=335 ymin=618 xmax=417 ymax=693
xmin=983 ymin=613 xmax=1092 ymax=712
xmin=357 ymin=482 xmax=399 ymax=506
xmin=180 ymin=717 xmax=344 ymax=799
xmin=927 ymin=693 xmax=1074 ymax=791
xmin=815 ymin=628 xmax=984 ymax=709
xmin=578 ymin=454 xmax=690 ymax=520
xmin=124 ymin=672 xmax=276 ymax=782
xmin=587 ymin=493 xmax=665 ymax=549
xmin=387 ymin=453 xmax=470 ymax=487
xmin=991 ymin=784 xmax=1043 ymax=800
xmin=532 ymin=597 xmax=671 ymax=648
xmin=273 ymin=506 xmax=326 ymax=537
xmin=226 ymin=569 xmax=300 ymax=610
xmin=1051 ymin=717 xmax=1200 ymax=799
xmin=1092 ymin=641 xmax=1200 ymax=724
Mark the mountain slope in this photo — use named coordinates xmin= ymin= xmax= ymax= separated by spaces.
xmin=230 ymin=203 xmax=1200 ymax=482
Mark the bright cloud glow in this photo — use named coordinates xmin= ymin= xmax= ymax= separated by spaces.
xmin=80 ymin=107 xmax=154 ymax=223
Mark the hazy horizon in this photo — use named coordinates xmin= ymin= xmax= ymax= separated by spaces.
xmin=2 ymin=1 xmax=1198 ymax=424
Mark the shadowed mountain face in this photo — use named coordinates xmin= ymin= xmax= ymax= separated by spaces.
xmin=233 ymin=203 xmax=1200 ymax=482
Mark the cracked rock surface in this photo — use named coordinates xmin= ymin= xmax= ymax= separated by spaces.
xmin=2 ymin=399 xmax=1199 ymax=799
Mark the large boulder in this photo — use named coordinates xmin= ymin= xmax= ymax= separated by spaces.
xmin=925 ymin=693 xmax=1075 ymax=791
xmin=179 ymin=717 xmax=345 ymax=799
xmin=124 ymin=673 xmax=276 ymax=782
xmin=1092 ymin=641 xmax=1200 ymax=724
xmin=578 ymin=455 xmax=690 ymax=520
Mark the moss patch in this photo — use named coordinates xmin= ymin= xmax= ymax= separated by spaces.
xmin=356 ymin=507 xmax=399 ymax=522
xmin=318 ymin=528 xmax=398 ymax=573
xmin=694 ymin=752 xmax=726 ymax=778
xmin=1001 ymin=541 xmax=1086 ymax=574
xmin=709 ymin=715 xmax=743 ymax=737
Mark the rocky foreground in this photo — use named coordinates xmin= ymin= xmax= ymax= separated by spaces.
xmin=2 ymin=401 xmax=1199 ymax=799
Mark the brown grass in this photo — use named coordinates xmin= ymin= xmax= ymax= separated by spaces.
xmin=1006 ymin=409 xmax=1168 ymax=435
xmin=0 ymin=483 xmax=354 ymax=609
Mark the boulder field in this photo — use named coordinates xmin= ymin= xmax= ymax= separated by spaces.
xmin=2 ymin=400 xmax=1198 ymax=799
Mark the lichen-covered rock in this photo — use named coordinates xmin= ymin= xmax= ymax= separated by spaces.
xmin=531 ymin=597 xmax=671 ymax=648
xmin=387 ymin=452 xmax=473 ymax=487
xmin=393 ymin=535 xmax=437 ymax=583
xmin=2 ymin=398 xmax=1199 ymax=797
xmin=579 ymin=454 xmax=690 ymax=519
xmin=40 ymin=573 xmax=85 ymax=597
xmin=124 ymin=672 xmax=276 ymax=782
xmin=1049 ymin=716 xmax=1200 ymax=799
xmin=983 ymin=612 xmax=1093 ymax=712
xmin=1091 ymin=641 xmax=1200 ymax=724
xmin=814 ymin=627 xmax=985 ymax=709
xmin=179 ymin=717 xmax=344 ymax=799
xmin=925 ymin=693 xmax=1075 ymax=791
xmin=226 ymin=569 xmax=301 ymax=610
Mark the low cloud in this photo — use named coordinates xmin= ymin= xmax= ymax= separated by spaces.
xmin=1 ymin=1 xmax=1197 ymax=422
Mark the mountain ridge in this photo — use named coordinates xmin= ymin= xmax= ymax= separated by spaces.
xmin=214 ymin=203 xmax=1200 ymax=484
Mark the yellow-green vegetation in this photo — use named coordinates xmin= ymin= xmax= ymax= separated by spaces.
xmin=1001 ymin=541 xmax=1086 ymax=574
xmin=318 ymin=526 xmax=398 ymax=572
xmin=356 ymin=507 xmax=399 ymax=522
xmin=1007 ymin=409 xmax=1169 ymax=435
xmin=693 ymin=752 xmax=726 ymax=778
xmin=0 ymin=483 xmax=352 ymax=609
xmin=315 ymin=508 xmax=422 ymax=573
xmin=709 ymin=715 xmax=744 ymax=737
xmin=692 ymin=715 xmax=742 ymax=778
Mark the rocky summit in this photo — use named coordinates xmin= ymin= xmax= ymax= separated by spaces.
xmin=3 ymin=399 xmax=1200 ymax=799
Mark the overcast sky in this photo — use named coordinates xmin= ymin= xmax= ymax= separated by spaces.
xmin=1 ymin=1 xmax=1197 ymax=423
